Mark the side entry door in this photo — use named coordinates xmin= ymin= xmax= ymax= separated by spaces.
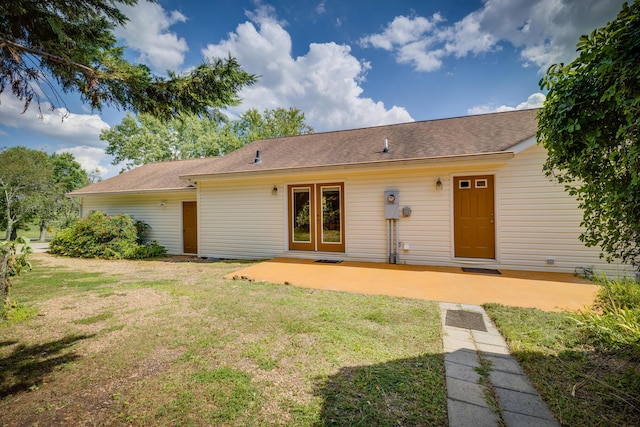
xmin=454 ymin=176 xmax=495 ymax=259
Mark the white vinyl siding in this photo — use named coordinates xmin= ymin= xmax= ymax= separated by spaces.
xmin=194 ymin=146 xmax=631 ymax=276
xmin=344 ymin=171 xmax=451 ymax=264
xmin=498 ymin=144 xmax=630 ymax=276
xmin=198 ymin=180 xmax=284 ymax=260
xmin=79 ymin=192 xmax=195 ymax=255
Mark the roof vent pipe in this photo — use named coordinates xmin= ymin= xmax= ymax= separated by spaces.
xmin=383 ymin=138 xmax=389 ymax=153
xmin=254 ymin=150 xmax=261 ymax=163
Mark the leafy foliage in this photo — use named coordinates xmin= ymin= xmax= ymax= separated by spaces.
xmin=0 ymin=0 xmax=256 ymax=120
xmin=101 ymin=111 xmax=240 ymax=170
xmin=1 ymin=236 xmax=32 ymax=316
xmin=101 ymin=107 xmax=314 ymax=170
xmin=229 ymin=107 xmax=314 ymax=145
xmin=537 ymin=0 xmax=640 ymax=268
xmin=0 ymin=147 xmax=89 ymax=240
xmin=49 ymin=211 xmax=166 ymax=259
xmin=0 ymin=147 xmax=55 ymax=240
xmin=575 ymin=276 xmax=640 ymax=351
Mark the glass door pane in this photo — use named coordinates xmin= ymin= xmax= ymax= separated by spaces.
xmin=321 ymin=186 xmax=341 ymax=243
xmin=317 ymin=183 xmax=345 ymax=252
xmin=292 ymin=188 xmax=311 ymax=243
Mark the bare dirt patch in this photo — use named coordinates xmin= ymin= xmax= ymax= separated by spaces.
xmin=0 ymin=253 xmax=213 ymax=426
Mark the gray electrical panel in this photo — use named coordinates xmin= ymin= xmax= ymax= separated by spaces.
xmin=384 ymin=190 xmax=400 ymax=219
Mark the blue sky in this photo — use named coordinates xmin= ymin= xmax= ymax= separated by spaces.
xmin=0 ymin=0 xmax=626 ymax=177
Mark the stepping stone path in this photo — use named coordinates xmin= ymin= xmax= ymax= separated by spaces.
xmin=439 ymin=302 xmax=560 ymax=427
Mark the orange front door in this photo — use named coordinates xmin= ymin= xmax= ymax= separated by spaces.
xmin=454 ymin=175 xmax=495 ymax=259
xmin=182 ymin=201 xmax=198 ymax=254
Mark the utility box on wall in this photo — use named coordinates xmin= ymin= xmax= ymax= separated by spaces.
xmin=384 ymin=190 xmax=400 ymax=219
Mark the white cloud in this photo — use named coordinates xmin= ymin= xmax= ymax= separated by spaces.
xmin=114 ymin=2 xmax=188 ymax=71
xmin=202 ymin=5 xmax=412 ymax=132
xmin=0 ymin=93 xmax=109 ymax=147
xmin=468 ymin=92 xmax=546 ymax=115
xmin=360 ymin=14 xmax=445 ymax=51
xmin=361 ymin=0 xmax=625 ymax=72
xmin=56 ymin=146 xmax=110 ymax=176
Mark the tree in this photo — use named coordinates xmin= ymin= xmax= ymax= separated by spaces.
xmin=537 ymin=0 xmax=640 ymax=268
xmin=0 ymin=148 xmax=88 ymax=240
xmin=101 ymin=107 xmax=314 ymax=170
xmin=0 ymin=147 xmax=54 ymax=240
xmin=0 ymin=0 xmax=256 ymax=120
xmin=34 ymin=153 xmax=90 ymax=239
xmin=101 ymin=111 xmax=241 ymax=170
xmin=229 ymin=107 xmax=314 ymax=145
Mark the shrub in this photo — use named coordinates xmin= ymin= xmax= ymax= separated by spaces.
xmin=575 ymin=277 xmax=640 ymax=352
xmin=49 ymin=212 xmax=166 ymax=259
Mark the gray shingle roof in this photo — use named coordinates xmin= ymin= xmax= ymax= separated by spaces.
xmin=70 ymin=109 xmax=538 ymax=195
xmin=69 ymin=157 xmax=214 ymax=196
xmin=184 ymin=109 xmax=538 ymax=178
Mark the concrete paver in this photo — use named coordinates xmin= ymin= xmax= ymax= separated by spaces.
xmin=440 ymin=303 xmax=560 ymax=427
xmin=447 ymin=399 xmax=500 ymax=427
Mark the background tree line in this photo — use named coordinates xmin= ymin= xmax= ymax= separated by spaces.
xmin=0 ymin=147 xmax=89 ymax=241
xmin=101 ymin=107 xmax=314 ymax=171
xmin=1 ymin=106 xmax=313 ymax=241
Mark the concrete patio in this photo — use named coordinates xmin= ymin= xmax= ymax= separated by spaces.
xmin=228 ymin=257 xmax=598 ymax=312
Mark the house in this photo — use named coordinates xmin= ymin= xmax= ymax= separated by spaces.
xmin=69 ymin=109 xmax=631 ymax=276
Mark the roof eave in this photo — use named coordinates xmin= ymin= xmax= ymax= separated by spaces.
xmin=67 ymin=186 xmax=196 ymax=197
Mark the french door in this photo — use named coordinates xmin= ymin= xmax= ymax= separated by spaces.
xmin=288 ymin=183 xmax=345 ymax=252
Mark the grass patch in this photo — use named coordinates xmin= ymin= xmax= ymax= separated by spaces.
xmin=485 ymin=301 xmax=640 ymax=426
xmin=1 ymin=304 xmax=39 ymax=323
xmin=0 ymin=257 xmax=446 ymax=426
xmin=71 ymin=312 xmax=114 ymax=325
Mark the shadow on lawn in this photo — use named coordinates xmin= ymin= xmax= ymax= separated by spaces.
xmin=0 ymin=334 xmax=94 ymax=398
xmin=314 ymin=354 xmax=447 ymax=426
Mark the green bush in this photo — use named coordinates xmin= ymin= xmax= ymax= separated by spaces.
xmin=575 ymin=277 xmax=640 ymax=351
xmin=49 ymin=212 xmax=166 ymax=259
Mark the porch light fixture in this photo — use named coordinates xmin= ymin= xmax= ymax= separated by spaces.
xmin=272 ymin=185 xmax=278 ymax=195
xmin=158 ymin=201 xmax=167 ymax=207
xmin=436 ymin=178 xmax=443 ymax=190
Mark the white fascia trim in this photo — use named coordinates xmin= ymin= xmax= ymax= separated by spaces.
xmin=507 ymin=136 xmax=537 ymax=154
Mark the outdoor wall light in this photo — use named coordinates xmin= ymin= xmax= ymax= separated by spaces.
xmin=436 ymin=178 xmax=443 ymax=190
xmin=272 ymin=185 xmax=278 ymax=195
xmin=158 ymin=201 xmax=167 ymax=207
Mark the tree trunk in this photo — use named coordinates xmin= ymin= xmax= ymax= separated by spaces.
xmin=39 ymin=221 xmax=47 ymax=242
xmin=4 ymin=220 xmax=13 ymax=241
xmin=0 ymin=249 xmax=9 ymax=306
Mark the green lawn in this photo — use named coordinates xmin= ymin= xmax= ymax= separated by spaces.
xmin=484 ymin=303 xmax=640 ymax=426
xmin=0 ymin=257 xmax=447 ymax=426
xmin=1 ymin=225 xmax=55 ymax=241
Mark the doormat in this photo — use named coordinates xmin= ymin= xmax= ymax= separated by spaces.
xmin=445 ymin=310 xmax=487 ymax=332
xmin=315 ymin=259 xmax=343 ymax=264
xmin=461 ymin=267 xmax=501 ymax=275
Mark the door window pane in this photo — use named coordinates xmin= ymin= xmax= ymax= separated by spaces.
xmin=321 ymin=187 xmax=341 ymax=243
xmin=292 ymin=188 xmax=311 ymax=242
